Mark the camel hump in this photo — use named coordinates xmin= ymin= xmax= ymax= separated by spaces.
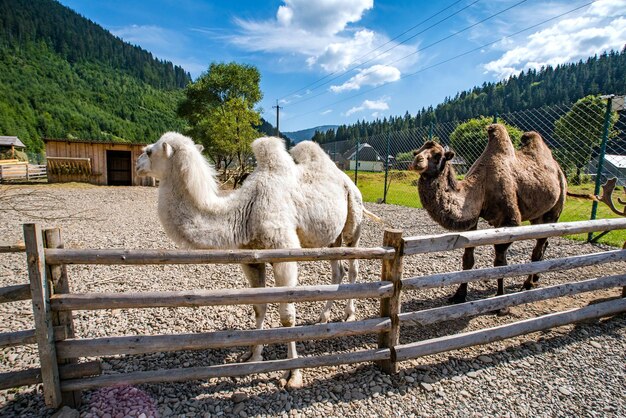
xmin=519 ymin=131 xmax=548 ymax=152
xmin=486 ymin=124 xmax=515 ymax=155
xmin=290 ymin=141 xmax=334 ymax=168
xmin=251 ymin=136 xmax=295 ymax=172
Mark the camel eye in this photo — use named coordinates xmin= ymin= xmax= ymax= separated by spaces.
xmin=146 ymin=149 xmax=152 ymax=157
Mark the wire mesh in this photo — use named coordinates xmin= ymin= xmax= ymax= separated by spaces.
xmin=320 ymin=95 xmax=626 ymax=246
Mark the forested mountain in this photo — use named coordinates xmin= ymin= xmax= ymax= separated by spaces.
xmin=313 ymin=48 xmax=626 ymax=144
xmin=0 ymin=0 xmax=191 ymax=156
xmin=284 ymin=125 xmax=339 ymax=143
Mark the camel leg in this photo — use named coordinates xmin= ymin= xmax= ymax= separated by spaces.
xmin=494 ymin=242 xmax=512 ymax=316
xmin=449 ymin=247 xmax=474 ymax=303
xmin=523 ymin=238 xmax=548 ymax=289
xmin=343 ymin=234 xmax=360 ymax=322
xmin=273 ymin=261 xmax=303 ymax=389
xmin=239 ymin=263 xmax=267 ymax=362
xmin=319 ymin=237 xmax=345 ymax=324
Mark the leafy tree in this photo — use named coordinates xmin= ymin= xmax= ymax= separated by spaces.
xmin=554 ymin=95 xmax=619 ymax=184
xmin=449 ymin=117 xmax=523 ymax=166
xmin=177 ymin=62 xmax=263 ymax=183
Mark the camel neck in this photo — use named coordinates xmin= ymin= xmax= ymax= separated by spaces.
xmin=417 ymin=165 xmax=482 ymax=231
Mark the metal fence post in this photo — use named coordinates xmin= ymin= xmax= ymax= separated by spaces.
xmin=588 ymin=96 xmax=614 ymax=242
xmin=354 ymin=137 xmax=360 ymax=186
xmin=383 ymin=132 xmax=390 ymax=203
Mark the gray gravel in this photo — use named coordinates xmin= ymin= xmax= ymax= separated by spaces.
xmin=0 ymin=183 xmax=624 ymax=418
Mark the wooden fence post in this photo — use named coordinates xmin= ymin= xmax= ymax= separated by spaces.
xmin=377 ymin=229 xmax=403 ymax=374
xmin=44 ymin=228 xmax=81 ymax=407
xmin=24 ymin=223 xmax=62 ymax=408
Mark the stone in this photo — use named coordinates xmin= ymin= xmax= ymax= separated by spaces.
xmin=590 ymin=341 xmax=602 ymax=349
xmin=420 ymin=383 xmax=434 ymax=392
xmin=231 ymin=392 xmax=247 ymax=403
xmin=558 ymin=387 xmax=572 ymax=396
xmin=478 ymin=355 xmax=493 ymax=363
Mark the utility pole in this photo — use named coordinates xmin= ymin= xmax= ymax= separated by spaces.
xmin=272 ymin=100 xmax=282 ymax=137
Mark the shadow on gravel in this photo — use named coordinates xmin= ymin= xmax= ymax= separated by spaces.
xmin=1 ymin=307 xmax=623 ymax=417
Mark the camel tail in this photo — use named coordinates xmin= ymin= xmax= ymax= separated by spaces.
xmin=363 ymin=208 xmax=389 ymax=227
xmin=566 ymin=191 xmax=598 ymax=200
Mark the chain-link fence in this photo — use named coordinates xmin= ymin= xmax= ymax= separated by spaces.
xmin=320 ymin=95 xmax=626 ymax=246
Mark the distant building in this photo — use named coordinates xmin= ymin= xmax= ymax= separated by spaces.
xmin=589 ymin=154 xmax=626 ymax=186
xmin=344 ymin=143 xmax=384 ymax=172
xmin=44 ymin=138 xmax=155 ymax=186
xmin=0 ymin=136 xmax=26 ymax=160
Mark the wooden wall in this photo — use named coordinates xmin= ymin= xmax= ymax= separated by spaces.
xmin=45 ymin=140 xmax=154 ymax=186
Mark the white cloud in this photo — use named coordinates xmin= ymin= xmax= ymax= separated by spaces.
xmin=330 ymin=64 xmax=401 ymax=93
xmin=345 ymin=98 xmax=389 ymax=116
xmin=229 ymin=0 xmax=417 ymax=80
xmin=484 ymin=1 xmax=626 ymax=79
xmin=321 ymin=109 xmax=333 ymax=115
xmin=276 ymin=0 xmax=373 ymax=35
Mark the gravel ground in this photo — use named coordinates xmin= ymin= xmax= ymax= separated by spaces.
xmin=0 ymin=183 xmax=624 ymax=418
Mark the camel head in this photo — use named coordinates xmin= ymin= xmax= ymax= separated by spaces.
xmin=409 ymin=141 xmax=455 ymax=176
xmin=136 ymin=132 xmax=204 ymax=180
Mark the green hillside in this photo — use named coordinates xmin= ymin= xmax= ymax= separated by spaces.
xmin=0 ymin=0 xmax=191 ymax=157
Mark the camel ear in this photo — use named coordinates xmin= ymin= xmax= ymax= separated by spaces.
xmin=444 ymin=150 xmax=455 ymax=161
xmin=195 ymin=144 xmax=204 ymax=153
xmin=162 ymin=142 xmax=173 ymax=158
xmin=413 ymin=150 xmax=418 ymax=156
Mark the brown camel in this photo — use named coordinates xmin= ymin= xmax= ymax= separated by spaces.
xmin=409 ymin=124 xmax=567 ymax=312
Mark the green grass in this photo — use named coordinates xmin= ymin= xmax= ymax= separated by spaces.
xmin=347 ymin=170 xmax=625 ymax=248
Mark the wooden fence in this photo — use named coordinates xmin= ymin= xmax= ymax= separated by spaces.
xmin=0 ymin=162 xmax=47 ymax=182
xmin=1 ymin=219 xmax=625 ymax=409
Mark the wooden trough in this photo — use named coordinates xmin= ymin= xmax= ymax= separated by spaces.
xmin=1 ymin=219 xmax=625 ymax=408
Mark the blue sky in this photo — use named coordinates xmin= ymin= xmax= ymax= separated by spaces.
xmin=57 ymin=0 xmax=626 ymax=132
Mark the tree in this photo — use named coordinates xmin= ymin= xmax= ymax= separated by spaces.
xmin=177 ymin=62 xmax=263 ymax=184
xmin=554 ymin=95 xmax=619 ymax=184
xmin=449 ymin=116 xmax=523 ymax=167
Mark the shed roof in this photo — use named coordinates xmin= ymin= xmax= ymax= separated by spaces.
xmin=0 ymin=136 xmax=25 ymax=148
xmin=44 ymin=137 xmax=150 ymax=147
xmin=344 ymin=143 xmax=383 ymax=161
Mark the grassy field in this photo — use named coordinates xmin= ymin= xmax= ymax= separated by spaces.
xmin=347 ymin=170 xmax=625 ymax=248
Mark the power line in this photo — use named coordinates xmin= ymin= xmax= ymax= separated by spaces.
xmin=286 ymin=0 xmax=529 ymax=108
xmin=278 ymin=0 xmax=474 ymax=102
xmin=282 ymin=1 xmax=595 ymax=123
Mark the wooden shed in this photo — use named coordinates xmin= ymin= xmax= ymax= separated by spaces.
xmin=44 ymin=138 xmax=155 ymax=186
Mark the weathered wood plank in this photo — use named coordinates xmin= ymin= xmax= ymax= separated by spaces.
xmin=44 ymin=228 xmax=80 ymax=407
xmin=0 ymin=361 xmax=101 ymax=391
xmin=403 ymin=218 xmax=626 ymax=256
xmin=399 ymin=274 xmax=626 ymax=326
xmin=403 ymin=250 xmax=626 ymax=290
xmin=56 ymin=317 xmax=391 ymax=359
xmin=0 ymin=241 xmax=26 ymax=253
xmin=45 ymin=247 xmax=396 ymax=265
xmin=378 ymin=229 xmax=403 ymax=374
xmin=0 ymin=326 xmax=68 ymax=348
xmin=60 ymin=348 xmax=390 ymax=392
xmin=0 ymin=284 xmax=30 ymax=303
xmin=395 ymin=298 xmax=626 ymax=361
xmin=50 ymin=281 xmax=393 ymax=311
xmin=24 ymin=223 xmax=62 ymax=407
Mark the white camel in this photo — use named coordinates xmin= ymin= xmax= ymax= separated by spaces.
xmin=136 ymin=132 xmax=378 ymax=388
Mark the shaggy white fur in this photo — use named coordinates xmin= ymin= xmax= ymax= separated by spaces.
xmin=136 ymin=132 xmax=371 ymax=388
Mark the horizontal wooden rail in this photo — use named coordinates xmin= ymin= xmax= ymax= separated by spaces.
xmin=402 ymin=250 xmax=626 ymax=290
xmin=0 ymin=361 xmax=101 ymax=391
xmin=60 ymin=348 xmax=390 ymax=392
xmin=0 ymin=326 xmax=69 ymax=348
xmin=403 ymin=218 xmax=626 ymax=256
xmin=51 ymin=281 xmax=393 ymax=311
xmin=395 ymin=297 xmax=626 ymax=361
xmin=0 ymin=242 xmax=26 ymax=253
xmin=56 ymin=317 xmax=391 ymax=359
xmin=399 ymin=274 xmax=626 ymax=326
xmin=45 ymin=246 xmax=396 ymax=265
xmin=0 ymin=284 xmax=30 ymax=303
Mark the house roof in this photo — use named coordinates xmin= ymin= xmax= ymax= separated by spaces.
xmin=603 ymin=154 xmax=626 ymax=169
xmin=0 ymin=136 xmax=25 ymax=148
xmin=344 ymin=143 xmax=383 ymax=161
